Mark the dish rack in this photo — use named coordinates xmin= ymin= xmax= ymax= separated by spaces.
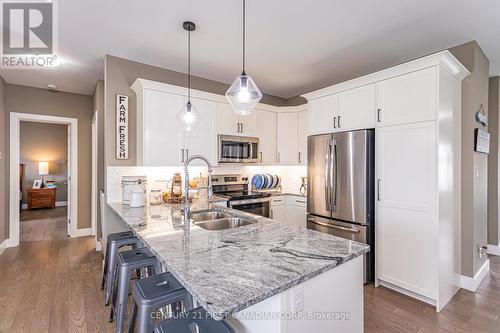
xmin=251 ymin=185 xmax=282 ymax=193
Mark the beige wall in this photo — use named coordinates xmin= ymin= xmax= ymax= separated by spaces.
xmin=5 ymin=84 xmax=93 ymax=230
xmin=104 ymin=55 xmax=300 ymax=168
xmin=0 ymin=76 xmax=6 ymax=241
xmin=449 ymin=41 xmax=490 ymax=277
xmin=488 ymin=77 xmax=500 ymax=246
xmin=20 ymin=122 xmax=68 ymax=203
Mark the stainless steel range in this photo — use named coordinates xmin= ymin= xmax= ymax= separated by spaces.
xmin=212 ymin=174 xmax=271 ymax=218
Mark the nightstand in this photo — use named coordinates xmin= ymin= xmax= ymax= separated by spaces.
xmin=27 ymin=187 xmax=57 ymax=209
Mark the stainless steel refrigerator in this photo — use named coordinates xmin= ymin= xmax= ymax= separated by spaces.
xmin=307 ymin=129 xmax=375 ymax=283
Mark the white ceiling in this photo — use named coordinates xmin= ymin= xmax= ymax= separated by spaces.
xmin=1 ymin=0 xmax=499 ymax=98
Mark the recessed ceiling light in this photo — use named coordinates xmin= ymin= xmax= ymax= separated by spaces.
xmin=46 ymin=83 xmax=57 ymax=90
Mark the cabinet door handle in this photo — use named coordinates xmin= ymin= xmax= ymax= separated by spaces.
xmin=295 ymin=200 xmax=306 ymax=204
xmin=377 ymin=179 xmax=381 ymax=201
xmin=260 ymin=152 xmax=263 ymax=163
xmin=270 ymin=210 xmax=274 ymax=219
xmin=337 ymin=116 xmax=341 ymax=128
xmin=298 ymin=152 xmax=302 ymax=164
xmin=237 ymin=123 xmax=240 ymax=133
xmin=277 ymin=152 xmax=280 ymax=163
xmin=241 ymin=122 xmax=244 ymax=133
xmin=181 ymin=149 xmax=185 ymax=163
xmin=333 ymin=116 xmax=337 ymax=129
xmin=377 ymin=109 xmax=382 ymax=123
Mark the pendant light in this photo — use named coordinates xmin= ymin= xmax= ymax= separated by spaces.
xmin=177 ymin=21 xmax=201 ymax=131
xmin=225 ymin=0 xmax=262 ymax=116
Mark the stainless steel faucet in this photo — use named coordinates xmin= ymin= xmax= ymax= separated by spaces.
xmin=182 ymin=154 xmax=213 ymax=224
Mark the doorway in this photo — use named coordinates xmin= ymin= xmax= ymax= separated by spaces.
xmin=19 ymin=121 xmax=69 ymax=241
xmin=9 ymin=113 xmax=79 ymax=247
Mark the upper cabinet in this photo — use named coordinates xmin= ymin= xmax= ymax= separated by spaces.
xmin=277 ymin=113 xmax=299 ymax=165
xmin=376 ymin=67 xmax=437 ymax=126
xmin=307 ymin=84 xmax=376 ymax=136
xmin=255 ymin=110 xmax=276 ymax=164
xmin=337 ymin=84 xmax=376 ymax=131
xmin=308 ymin=94 xmax=338 ymax=136
xmin=132 ymin=79 xmax=216 ymax=166
xmin=216 ymin=102 xmax=256 ymax=136
xmin=297 ymin=111 xmax=307 ymax=165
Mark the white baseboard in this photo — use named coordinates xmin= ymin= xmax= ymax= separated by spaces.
xmin=378 ymin=280 xmax=436 ymax=308
xmin=458 ymin=260 xmax=490 ymax=292
xmin=71 ymin=227 xmax=93 ymax=238
xmin=487 ymin=244 xmax=500 ymax=256
xmin=0 ymin=239 xmax=9 ymax=255
xmin=21 ymin=201 xmax=68 ymax=210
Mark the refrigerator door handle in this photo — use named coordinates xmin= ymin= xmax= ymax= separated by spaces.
xmin=325 ymin=141 xmax=332 ymax=211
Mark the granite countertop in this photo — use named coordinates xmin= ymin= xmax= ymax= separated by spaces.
xmin=108 ymin=198 xmax=369 ymax=319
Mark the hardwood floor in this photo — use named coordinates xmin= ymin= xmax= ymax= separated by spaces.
xmin=1 ymin=208 xmax=499 ymax=332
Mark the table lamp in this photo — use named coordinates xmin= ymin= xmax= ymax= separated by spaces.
xmin=39 ymin=161 xmax=49 ymax=188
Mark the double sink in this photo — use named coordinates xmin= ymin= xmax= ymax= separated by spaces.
xmin=190 ymin=210 xmax=256 ymax=230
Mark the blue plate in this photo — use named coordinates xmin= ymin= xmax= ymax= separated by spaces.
xmin=252 ymin=174 xmax=263 ymax=190
xmin=266 ymin=174 xmax=274 ymax=188
xmin=262 ymin=174 xmax=268 ymax=189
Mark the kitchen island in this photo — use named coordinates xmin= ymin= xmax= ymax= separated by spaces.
xmin=108 ymin=199 xmax=369 ymax=332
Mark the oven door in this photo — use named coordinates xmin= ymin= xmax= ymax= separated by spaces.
xmin=218 ymin=135 xmax=259 ymax=163
xmin=228 ymin=199 xmax=270 ymax=218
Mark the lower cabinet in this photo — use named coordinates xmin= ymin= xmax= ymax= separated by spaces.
xmin=270 ymin=196 xmax=307 ymax=228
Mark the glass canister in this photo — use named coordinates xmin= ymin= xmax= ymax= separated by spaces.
xmin=149 ymin=189 xmax=163 ymax=205
xmin=171 ymin=173 xmax=183 ymax=198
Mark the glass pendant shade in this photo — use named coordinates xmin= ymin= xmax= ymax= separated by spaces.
xmin=225 ymin=74 xmax=262 ymax=115
xmin=176 ymin=101 xmax=200 ymax=131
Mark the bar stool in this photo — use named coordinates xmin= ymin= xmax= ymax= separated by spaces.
xmin=101 ymin=231 xmax=141 ymax=306
xmin=110 ymin=247 xmax=159 ymax=333
xmin=154 ymin=307 xmax=235 ymax=333
xmin=128 ymin=272 xmax=192 ymax=333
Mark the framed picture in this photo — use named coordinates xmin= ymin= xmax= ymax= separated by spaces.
xmin=33 ymin=180 xmax=42 ymax=189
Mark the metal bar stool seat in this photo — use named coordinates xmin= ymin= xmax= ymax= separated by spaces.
xmin=154 ymin=307 xmax=235 ymax=333
xmin=110 ymin=247 xmax=159 ymax=333
xmin=102 ymin=231 xmax=141 ymax=306
xmin=128 ymin=272 xmax=192 ymax=333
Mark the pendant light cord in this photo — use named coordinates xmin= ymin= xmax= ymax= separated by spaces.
xmin=242 ymin=0 xmax=246 ymax=75
xmin=188 ymin=28 xmax=191 ymax=103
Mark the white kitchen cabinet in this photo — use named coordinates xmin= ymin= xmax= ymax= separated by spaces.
xmin=307 ymin=94 xmax=337 ymax=136
xmin=297 ymin=111 xmax=307 ymax=165
xmin=289 ymin=196 xmax=307 ymax=228
xmin=377 ymin=121 xmax=437 ymax=300
xmin=337 ymin=84 xmax=376 ymax=131
xmin=132 ymin=79 xmax=216 ymax=166
xmin=216 ymin=102 xmax=256 ymax=136
xmin=270 ymin=197 xmax=286 ymax=222
xmin=276 ymin=113 xmax=298 ymax=165
xmin=255 ymin=110 xmax=276 ymax=164
xmin=137 ymin=89 xmax=186 ymax=165
xmin=184 ymin=97 xmax=216 ymax=166
xmin=377 ymin=67 xmax=437 ymax=126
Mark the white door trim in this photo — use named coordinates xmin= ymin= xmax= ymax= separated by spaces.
xmin=9 ymin=112 xmax=79 ymax=247
xmin=91 ymin=111 xmax=99 ymax=249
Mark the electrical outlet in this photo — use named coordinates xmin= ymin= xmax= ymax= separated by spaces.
xmin=292 ymin=285 xmax=304 ymax=312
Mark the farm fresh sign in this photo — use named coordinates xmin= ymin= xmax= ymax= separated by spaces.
xmin=116 ymin=94 xmax=128 ymax=159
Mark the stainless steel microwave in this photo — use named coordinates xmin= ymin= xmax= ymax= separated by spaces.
xmin=218 ymin=135 xmax=259 ymax=163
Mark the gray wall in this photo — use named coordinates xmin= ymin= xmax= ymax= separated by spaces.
xmin=20 ymin=122 xmax=68 ymax=203
xmin=104 ymin=55 xmax=299 ymax=168
xmin=449 ymin=41 xmax=490 ymax=277
xmin=0 ymin=76 xmax=6 ymax=242
xmin=93 ymin=80 xmax=105 ymax=238
xmin=488 ymin=77 xmax=500 ymax=246
xmin=5 ymin=84 xmax=94 ymax=230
